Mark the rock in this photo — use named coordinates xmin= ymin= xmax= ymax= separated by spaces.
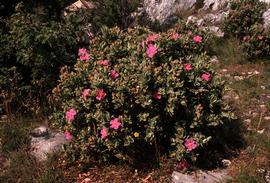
xmin=264 ymin=116 xmax=270 ymax=120
xmin=221 ymin=69 xmax=228 ymax=72
xmin=161 ymin=16 xmax=178 ymax=30
xmin=225 ymin=74 xmax=231 ymax=77
xmin=261 ymin=85 xmax=266 ymax=90
xmin=172 ymin=169 xmax=231 ymax=183
xmin=64 ymin=0 xmax=93 ymax=16
xmin=31 ymin=131 xmax=67 ymax=161
xmin=30 ymin=126 xmax=49 ymax=137
xmin=203 ymin=13 xmax=216 ymax=24
xmin=197 ymin=19 xmax=205 ymax=27
xmin=222 ymin=159 xmax=232 ymax=168
xmin=208 ymin=26 xmax=224 ymax=37
xmin=244 ymin=119 xmax=251 ymax=124
xmin=263 ymin=9 xmax=270 ymax=28
xmin=234 ymin=95 xmax=239 ymax=100
xmin=144 ymin=0 xmax=196 ymax=22
xmin=222 ymin=95 xmax=231 ymax=100
xmin=210 ymin=56 xmax=219 ymax=63
xmin=234 ymin=76 xmax=244 ymax=80
xmin=215 ymin=11 xmax=228 ymax=23
xmin=201 ymin=0 xmax=230 ymax=11
xmin=254 ymin=70 xmax=260 ymax=75
xmin=186 ymin=15 xmax=198 ymax=25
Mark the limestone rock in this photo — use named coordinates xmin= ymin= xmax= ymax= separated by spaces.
xmin=161 ymin=16 xmax=178 ymax=30
xmin=172 ymin=169 xmax=231 ymax=183
xmin=31 ymin=130 xmax=67 ymax=161
xmin=208 ymin=26 xmax=224 ymax=37
xmin=144 ymin=0 xmax=196 ymax=22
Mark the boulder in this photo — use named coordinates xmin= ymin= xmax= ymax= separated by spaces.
xmin=144 ymin=0 xmax=196 ymax=22
xmin=172 ymin=169 xmax=231 ymax=183
xmin=208 ymin=26 xmax=224 ymax=37
xmin=30 ymin=128 xmax=67 ymax=161
xmin=260 ymin=0 xmax=270 ymax=8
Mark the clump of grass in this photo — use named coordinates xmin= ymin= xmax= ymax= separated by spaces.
xmin=210 ymin=37 xmax=248 ymax=64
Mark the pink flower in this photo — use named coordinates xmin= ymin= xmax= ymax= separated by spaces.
xmin=146 ymin=44 xmax=157 ymax=58
xmin=65 ymin=130 xmax=73 ymax=140
xmin=243 ymin=36 xmax=247 ymax=41
xmin=153 ymin=91 xmax=162 ymax=99
xmin=99 ymin=59 xmax=109 ymax=66
xmin=231 ymin=15 xmax=234 ymax=19
xmin=66 ymin=109 xmax=76 ymax=121
xmin=110 ymin=118 xmax=121 ymax=130
xmin=78 ymin=48 xmax=86 ymax=55
xmin=100 ymin=128 xmax=108 ymax=139
xmin=185 ymin=139 xmax=196 ymax=151
xmin=177 ymin=161 xmax=190 ymax=169
xmin=149 ymin=34 xmax=157 ymax=41
xmin=173 ymin=33 xmax=179 ymax=40
xmin=258 ymin=36 xmax=263 ymax=40
xmin=82 ymin=89 xmax=90 ymax=100
xmin=96 ymin=89 xmax=106 ymax=100
xmin=202 ymin=73 xmax=211 ymax=81
xmin=184 ymin=63 xmax=192 ymax=70
xmin=247 ymin=4 xmax=250 ymax=8
xmin=80 ymin=54 xmax=89 ymax=61
xmin=193 ymin=36 xmax=202 ymax=42
xmin=110 ymin=70 xmax=119 ymax=79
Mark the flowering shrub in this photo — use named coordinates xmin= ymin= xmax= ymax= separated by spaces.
xmin=223 ymin=0 xmax=266 ymax=38
xmin=240 ymin=24 xmax=270 ymax=58
xmin=50 ymin=26 xmax=234 ymax=165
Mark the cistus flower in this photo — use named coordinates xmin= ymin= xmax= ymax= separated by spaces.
xmin=185 ymin=139 xmax=196 ymax=151
xmin=78 ymin=48 xmax=86 ymax=55
xmin=66 ymin=109 xmax=76 ymax=121
xmin=153 ymin=91 xmax=162 ymax=99
xmin=96 ymin=89 xmax=106 ymax=100
xmin=193 ymin=36 xmax=202 ymax=42
xmin=99 ymin=59 xmax=109 ymax=66
xmin=110 ymin=118 xmax=121 ymax=130
xmin=173 ymin=33 xmax=179 ymax=40
xmin=202 ymin=73 xmax=211 ymax=81
xmin=110 ymin=70 xmax=119 ymax=79
xmin=184 ymin=63 xmax=192 ymax=70
xmin=243 ymin=36 xmax=247 ymax=41
xmin=146 ymin=44 xmax=157 ymax=58
xmin=247 ymin=4 xmax=250 ymax=8
xmin=258 ymin=36 xmax=263 ymax=40
xmin=80 ymin=54 xmax=90 ymax=61
xmin=100 ymin=128 xmax=108 ymax=139
xmin=149 ymin=34 xmax=157 ymax=41
xmin=82 ymin=89 xmax=90 ymax=100
xmin=65 ymin=130 xmax=73 ymax=140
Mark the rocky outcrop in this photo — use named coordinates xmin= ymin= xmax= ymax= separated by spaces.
xmin=201 ymin=0 xmax=230 ymax=11
xmin=143 ymin=0 xmax=196 ymax=23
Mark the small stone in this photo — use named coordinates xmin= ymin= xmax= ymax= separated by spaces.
xmin=241 ymin=72 xmax=246 ymax=75
xmin=244 ymin=119 xmax=251 ymax=123
xmin=252 ymin=112 xmax=258 ymax=118
xmin=261 ymin=86 xmax=266 ymax=90
xmin=222 ymin=69 xmax=228 ymax=72
xmin=260 ymin=105 xmax=266 ymax=109
xmin=225 ymin=74 xmax=231 ymax=77
xmin=234 ymin=96 xmax=239 ymax=100
xmin=234 ymin=76 xmax=244 ymax=80
xmin=254 ymin=71 xmax=260 ymax=75
xmin=264 ymin=116 xmax=270 ymax=120
xmin=222 ymin=95 xmax=231 ymax=100
xmin=267 ymin=95 xmax=270 ymax=99
xmin=30 ymin=126 xmax=49 ymax=137
xmin=211 ymin=56 xmax=219 ymax=63
xmin=248 ymin=72 xmax=253 ymax=75
xmin=222 ymin=159 xmax=232 ymax=168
